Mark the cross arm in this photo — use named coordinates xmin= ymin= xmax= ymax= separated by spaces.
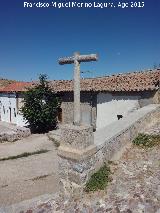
xmin=58 ymin=54 xmax=98 ymax=65
xmin=58 ymin=56 xmax=75 ymax=65
xmin=77 ymin=54 xmax=98 ymax=63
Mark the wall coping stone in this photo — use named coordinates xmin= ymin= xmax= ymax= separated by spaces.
xmin=94 ymin=104 xmax=160 ymax=148
xmin=58 ymin=144 xmax=97 ymax=161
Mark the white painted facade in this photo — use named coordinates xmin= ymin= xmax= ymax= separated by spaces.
xmin=96 ymin=93 xmax=140 ymax=129
xmin=0 ymin=93 xmax=27 ymax=127
xmin=0 ymin=91 xmax=143 ymax=129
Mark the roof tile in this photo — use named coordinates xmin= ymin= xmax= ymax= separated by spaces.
xmin=0 ymin=82 xmax=32 ymax=92
xmin=50 ymin=69 xmax=160 ymax=92
xmin=0 ymin=69 xmax=159 ymax=93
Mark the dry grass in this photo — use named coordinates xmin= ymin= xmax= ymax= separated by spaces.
xmin=0 ymin=149 xmax=49 ymax=161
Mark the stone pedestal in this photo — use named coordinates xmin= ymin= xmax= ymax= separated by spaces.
xmin=60 ymin=124 xmax=94 ymax=149
xmin=58 ymin=124 xmax=96 ymax=199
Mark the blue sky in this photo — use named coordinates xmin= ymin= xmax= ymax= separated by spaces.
xmin=0 ymin=0 xmax=159 ymax=81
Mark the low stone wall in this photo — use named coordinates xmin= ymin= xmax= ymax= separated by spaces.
xmin=92 ymin=106 xmax=160 ymax=169
xmin=58 ymin=104 xmax=160 ymax=198
xmin=0 ymin=126 xmax=31 ymax=142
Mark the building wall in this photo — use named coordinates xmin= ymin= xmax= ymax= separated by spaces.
xmin=96 ymin=92 xmax=140 ymax=129
xmin=139 ymin=90 xmax=160 ymax=107
xmin=0 ymin=93 xmax=26 ymax=127
xmin=16 ymin=94 xmax=27 ymax=126
xmin=0 ymin=89 xmax=158 ymax=129
xmin=0 ymin=93 xmax=17 ymax=124
xmin=60 ymin=90 xmax=159 ymax=130
xmin=60 ymin=92 xmax=97 ymax=130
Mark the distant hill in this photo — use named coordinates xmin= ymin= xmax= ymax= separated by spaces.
xmin=0 ymin=78 xmax=16 ymax=89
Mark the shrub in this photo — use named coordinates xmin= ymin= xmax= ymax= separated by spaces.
xmin=85 ymin=164 xmax=111 ymax=192
xmin=21 ymin=74 xmax=61 ymax=133
xmin=132 ymin=133 xmax=160 ymax=148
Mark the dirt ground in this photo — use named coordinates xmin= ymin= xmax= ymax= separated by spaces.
xmin=0 ymin=134 xmax=59 ymax=206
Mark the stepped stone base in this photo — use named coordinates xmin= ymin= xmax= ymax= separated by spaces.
xmin=58 ymin=124 xmax=94 ymax=198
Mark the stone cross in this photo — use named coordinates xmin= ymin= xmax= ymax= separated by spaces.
xmin=58 ymin=52 xmax=98 ymax=126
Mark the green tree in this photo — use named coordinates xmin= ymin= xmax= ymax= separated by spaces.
xmin=21 ymin=74 xmax=61 ymax=133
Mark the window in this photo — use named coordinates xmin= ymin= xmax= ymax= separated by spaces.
xmin=14 ymin=108 xmax=16 ymax=117
xmin=3 ymin=106 xmax=5 ymax=114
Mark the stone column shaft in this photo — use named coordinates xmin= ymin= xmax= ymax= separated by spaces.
xmin=74 ymin=52 xmax=81 ymax=125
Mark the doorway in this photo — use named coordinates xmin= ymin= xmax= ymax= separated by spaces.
xmin=57 ymin=108 xmax=62 ymax=123
xmin=9 ymin=107 xmax=11 ymax=123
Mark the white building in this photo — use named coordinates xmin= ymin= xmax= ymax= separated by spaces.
xmin=0 ymin=69 xmax=159 ymax=129
xmin=0 ymin=82 xmax=31 ymax=127
xmin=50 ymin=69 xmax=160 ymax=130
xmin=96 ymin=93 xmax=140 ymax=129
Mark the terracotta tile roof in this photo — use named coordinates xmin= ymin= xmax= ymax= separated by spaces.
xmin=50 ymin=69 xmax=160 ymax=92
xmin=0 ymin=82 xmax=33 ymax=92
xmin=0 ymin=69 xmax=159 ymax=93
xmin=0 ymin=78 xmax=16 ymax=89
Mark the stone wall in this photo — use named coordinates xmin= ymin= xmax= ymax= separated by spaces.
xmin=58 ymin=104 xmax=160 ymax=198
xmin=0 ymin=125 xmax=31 ymax=142
xmin=60 ymin=92 xmax=97 ymax=130
xmin=138 ymin=90 xmax=160 ymax=107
